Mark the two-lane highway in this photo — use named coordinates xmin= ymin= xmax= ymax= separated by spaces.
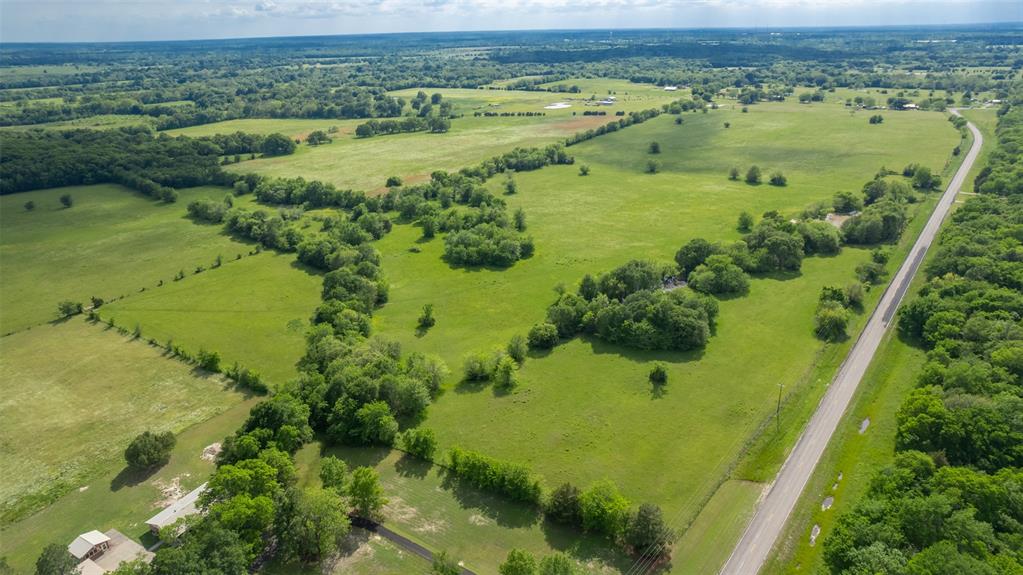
xmin=718 ymin=111 xmax=984 ymax=575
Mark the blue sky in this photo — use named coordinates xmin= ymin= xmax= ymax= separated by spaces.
xmin=1 ymin=0 xmax=1020 ymax=43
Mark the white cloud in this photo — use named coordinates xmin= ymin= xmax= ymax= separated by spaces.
xmin=0 ymin=0 xmax=1018 ymax=42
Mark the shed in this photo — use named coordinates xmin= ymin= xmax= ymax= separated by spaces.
xmin=145 ymin=482 xmax=206 ymax=534
xmin=68 ymin=530 xmax=110 ymax=561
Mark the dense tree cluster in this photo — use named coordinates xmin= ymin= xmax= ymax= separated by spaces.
xmin=0 ymin=127 xmax=239 ymax=195
xmin=355 ymin=115 xmax=451 ymax=137
xmin=540 ymin=259 xmax=718 ymax=352
xmin=824 ymin=88 xmax=1023 ymax=574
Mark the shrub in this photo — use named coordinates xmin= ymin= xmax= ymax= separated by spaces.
xmin=494 ymin=356 xmax=519 ymax=390
xmin=578 ymin=164 xmax=590 ymax=176
xmin=197 ymin=348 xmax=221 ymax=372
xmin=815 ymin=301 xmax=850 ymax=341
xmin=527 ymin=322 xmax=560 ymax=349
xmin=646 ymin=159 xmax=660 ymax=174
xmin=59 ymin=193 xmax=73 ymax=208
xmin=737 ymin=211 xmax=754 ymax=231
xmin=648 ymin=141 xmax=661 ymax=154
xmin=385 ymin=175 xmax=403 ymax=187
xmin=447 ymin=447 xmax=543 ymax=504
xmin=545 ymin=483 xmax=583 ymax=526
xmin=57 ymin=300 xmax=83 ymax=318
xmin=418 ymin=304 xmax=436 ymax=329
xmin=745 ymin=165 xmax=762 ymax=184
xmin=463 ymin=351 xmax=494 ymax=381
xmin=649 ymin=363 xmax=668 ymax=385
xmin=769 ymin=172 xmax=787 ymax=186
xmin=507 ymin=335 xmax=528 ymax=363
xmin=399 ymin=428 xmax=437 ymax=461
xmin=124 ymin=430 xmax=176 ymax=470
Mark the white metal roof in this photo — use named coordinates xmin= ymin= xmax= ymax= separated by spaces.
xmin=68 ymin=530 xmax=110 ymax=559
xmin=145 ymin=482 xmax=206 ymax=530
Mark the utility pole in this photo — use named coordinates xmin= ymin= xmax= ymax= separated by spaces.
xmin=776 ymin=383 xmax=784 ymax=434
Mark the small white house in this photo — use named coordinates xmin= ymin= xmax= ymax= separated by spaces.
xmin=903 ymin=103 xmax=919 ymax=110
xmin=68 ymin=531 xmax=110 ymax=561
xmin=145 ymin=482 xmax=207 ymax=534
xmin=663 ymin=85 xmax=679 ymax=91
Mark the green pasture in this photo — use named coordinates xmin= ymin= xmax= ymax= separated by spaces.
xmin=0 ymin=184 xmax=249 ymax=334
xmin=0 ymin=317 xmax=253 ymax=569
xmin=361 ymin=100 xmax=957 ymax=553
xmin=102 ymin=250 xmax=323 ymax=386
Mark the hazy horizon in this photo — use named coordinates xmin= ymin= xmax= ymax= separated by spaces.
xmin=2 ymin=0 xmax=1021 ymax=44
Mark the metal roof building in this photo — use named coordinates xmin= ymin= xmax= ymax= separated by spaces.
xmin=144 ymin=482 xmax=207 ymax=534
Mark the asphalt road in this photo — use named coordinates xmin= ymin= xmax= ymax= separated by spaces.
xmin=718 ymin=111 xmax=983 ymax=575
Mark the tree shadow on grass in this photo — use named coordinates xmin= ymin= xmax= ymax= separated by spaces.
xmin=317 ymin=443 xmax=391 ymax=470
xmin=581 ymin=335 xmax=704 ymax=365
xmin=539 ymin=517 xmax=648 ymax=573
xmin=453 ymin=377 xmax=491 ymax=395
xmin=650 ymin=382 xmax=668 ymax=400
xmin=110 ymin=465 xmax=160 ymax=492
xmin=438 ymin=470 xmax=542 ymax=530
xmin=394 ymin=454 xmax=431 ymax=480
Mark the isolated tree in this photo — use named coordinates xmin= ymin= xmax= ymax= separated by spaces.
xmin=648 ymin=141 xmax=661 ymax=154
xmin=769 ymin=171 xmax=787 ymax=186
xmin=125 ymin=430 xmax=176 ymax=470
xmin=505 ymin=178 xmax=518 ymax=194
xmin=57 ymin=300 xmax=82 ymax=318
xmin=35 ymin=543 xmax=77 ymax=575
xmin=675 ymin=116 xmax=683 ymax=125
xmin=745 ymin=165 xmax=762 ymax=184
xmin=648 ymin=363 xmax=668 ymax=385
xmin=737 ymin=211 xmax=754 ymax=232
xmin=23 ymin=200 xmax=35 ymax=211
xmin=349 ymin=466 xmax=387 ymax=518
xmin=418 ymin=304 xmax=436 ymax=329
xmin=385 ymin=175 xmax=403 ymax=187
xmin=59 ymin=194 xmax=73 ymax=208
xmin=500 ymin=550 xmax=538 ymax=575
xmin=625 ymin=503 xmax=676 ymax=558
xmin=318 ymin=455 xmax=349 ymax=495
xmin=514 ymin=208 xmax=527 ymax=232
xmin=724 ymin=121 xmax=731 ymax=128
xmin=260 ymin=133 xmax=296 ymax=156
xmin=729 ymin=166 xmax=740 ymax=181
xmin=578 ymin=164 xmax=590 ymax=176
xmin=646 ymin=159 xmax=660 ymax=174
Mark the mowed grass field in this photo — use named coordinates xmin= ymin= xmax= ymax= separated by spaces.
xmin=102 ymin=251 xmax=324 ymax=386
xmin=292 ymin=446 xmax=634 ymax=574
xmin=361 ymin=99 xmax=959 ymax=556
xmin=225 ymin=82 xmax=683 ymax=192
xmin=0 ymin=184 xmax=249 ymax=334
xmin=0 ymin=317 xmax=250 ymax=543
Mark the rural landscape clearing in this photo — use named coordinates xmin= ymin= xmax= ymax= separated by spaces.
xmin=1 ymin=6 xmax=1021 ymax=575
